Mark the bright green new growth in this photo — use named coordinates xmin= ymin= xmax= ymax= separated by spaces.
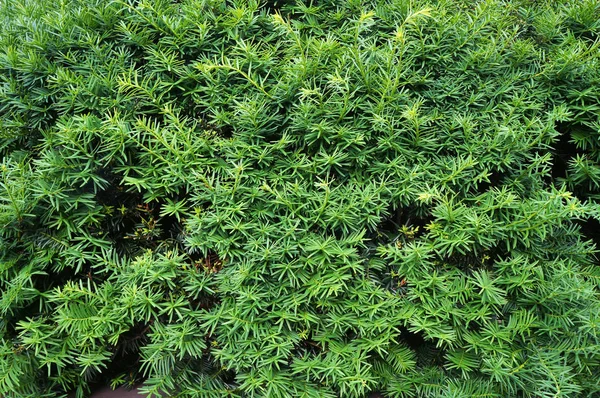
xmin=1 ymin=0 xmax=600 ymax=397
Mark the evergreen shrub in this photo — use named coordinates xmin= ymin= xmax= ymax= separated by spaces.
xmin=1 ymin=0 xmax=600 ymax=397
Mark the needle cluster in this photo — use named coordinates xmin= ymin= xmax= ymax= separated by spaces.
xmin=1 ymin=0 xmax=600 ymax=397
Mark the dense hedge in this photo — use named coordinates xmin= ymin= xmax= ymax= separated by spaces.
xmin=1 ymin=0 xmax=600 ymax=397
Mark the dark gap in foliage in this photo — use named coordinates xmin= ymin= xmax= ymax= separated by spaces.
xmin=378 ymin=205 xmax=432 ymax=239
xmin=373 ymin=215 xmax=399 ymax=242
xmin=85 ymin=322 xmax=149 ymax=392
xmin=202 ymin=120 xmax=234 ymax=139
xmin=95 ymin=172 xmax=143 ymax=208
xmin=186 ymin=250 xmax=222 ymax=311
xmin=551 ymin=121 xmax=586 ymax=180
xmin=217 ymin=366 xmax=237 ymax=386
xmin=373 ymin=205 xmax=434 ymax=293
xmin=268 ymin=102 xmax=291 ymax=140
xmin=443 ymin=245 xmax=506 ymax=273
xmin=485 ymin=245 xmax=508 ymax=266
xmin=578 ymin=217 xmax=600 ymax=248
xmin=192 ymin=250 xmax=224 ymax=274
xmin=578 ymin=30 xmax=599 ymax=42
xmin=192 ymin=292 xmax=221 ymax=313
xmin=2 ymin=298 xmax=42 ymax=336
xmin=32 ymin=244 xmax=90 ymax=288
xmin=95 ymin=174 xmax=190 ymax=254
xmin=384 ymin=269 xmax=408 ymax=296
xmin=95 ymin=171 xmax=147 ymax=255
xmin=474 ymin=169 xmax=504 ymax=194
xmin=153 ymin=194 xmax=187 ymax=243
xmin=569 ymin=23 xmax=600 ymax=42
xmin=297 ymin=334 xmax=323 ymax=357
xmin=185 ymin=247 xmax=204 ymax=264
xmin=157 ymin=212 xmax=182 ymax=241
xmin=262 ymin=0 xmax=298 ymax=13
xmin=175 ymin=97 xmax=203 ymax=121
xmin=113 ymin=322 xmax=150 ymax=357
xmin=399 ymin=326 xmax=426 ymax=351
xmin=121 ymin=200 xmax=184 ymax=251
